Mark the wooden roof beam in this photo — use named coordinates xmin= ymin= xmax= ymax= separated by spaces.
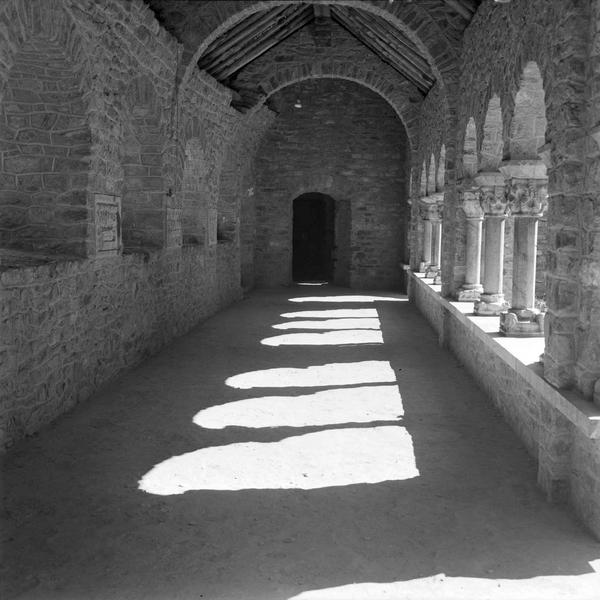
xmin=342 ymin=7 xmax=433 ymax=76
xmin=213 ymin=8 xmax=314 ymax=80
xmin=199 ymin=5 xmax=295 ymax=69
xmin=331 ymin=9 xmax=433 ymax=92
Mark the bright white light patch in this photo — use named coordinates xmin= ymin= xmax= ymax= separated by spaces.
xmin=193 ymin=385 xmax=403 ymax=429
xmin=261 ymin=330 xmax=384 ymax=346
xmin=138 ymin=426 xmax=418 ymax=495
xmin=226 ymin=360 xmax=396 ymax=389
xmin=289 ymin=572 xmax=600 ymax=600
xmin=289 ymin=295 xmax=406 ymax=303
xmin=281 ymin=309 xmax=378 ymax=319
xmin=273 ymin=318 xmax=380 ymax=330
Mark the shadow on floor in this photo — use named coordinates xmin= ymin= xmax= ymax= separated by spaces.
xmin=2 ymin=286 xmax=599 ymax=600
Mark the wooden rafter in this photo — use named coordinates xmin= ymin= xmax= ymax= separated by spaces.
xmin=194 ymin=1 xmax=455 ymax=95
xmin=331 ymin=7 xmax=433 ymax=93
xmin=199 ymin=5 xmax=291 ymax=67
xmin=343 ymin=7 xmax=433 ymax=77
xmin=211 ymin=6 xmax=314 ymax=80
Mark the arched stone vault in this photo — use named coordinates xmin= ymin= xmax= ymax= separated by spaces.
xmin=177 ymin=0 xmax=460 ymax=95
xmin=249 ymin=68 xmax=419 ymax=154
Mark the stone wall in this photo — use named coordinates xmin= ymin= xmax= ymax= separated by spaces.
xmin=0 ymin=247 xmax=223 ymax=446
xmin=221 ymin=108 xmax=276 ymax=290
xmin=232 ymin=21 xmax=421 ymax=152
xmin=0 ymin=0 xmax=273 ymax=448
xmin=253 ymin=78 xmax=409 ymax=290
xmin=409 ymin=273 xmax=600 ymax=539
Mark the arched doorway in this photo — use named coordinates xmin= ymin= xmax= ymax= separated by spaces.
xmin=292 ymin=192 xmax=335 ymax=282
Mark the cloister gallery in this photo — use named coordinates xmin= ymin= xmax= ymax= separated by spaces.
xmin=1 ymin=1 xmax=600 ymax=598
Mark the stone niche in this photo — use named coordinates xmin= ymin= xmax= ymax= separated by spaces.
xmin=94 ymin=194 xmax=121 ymax=256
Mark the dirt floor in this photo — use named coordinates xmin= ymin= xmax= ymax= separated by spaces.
xmin=2 ymin=285 xmax=600 ymax=599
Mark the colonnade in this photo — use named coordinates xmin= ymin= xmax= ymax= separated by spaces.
xmin=417 ymin=192 xmax=443 ymax=285
xmin=417 ymin=161 xmax=548 ymax=337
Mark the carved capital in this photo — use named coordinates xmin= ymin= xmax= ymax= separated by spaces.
xmin=428 ymin=200 xmax=443 ymax=222
xmin=481 ymin=185 xmax=510 ymax=216
xmin=419 ymin=194 xmax=444 ymax=221
xmin=506 ymin=178 xmax=548 ymax=217
xmin=460 ymin=189 xmax=483 ymax=219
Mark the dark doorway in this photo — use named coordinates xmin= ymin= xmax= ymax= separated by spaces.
xmin=292 ymin=193 xmax=335 ymax=282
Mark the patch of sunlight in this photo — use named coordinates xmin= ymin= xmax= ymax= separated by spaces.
xmin=261 ymin=330 xmax=384 ymax=346
xmin=288 ymin=572 xmax=600 ymax=600
xmin=289 ymin=295 xmax=406 ymax=303
xmin=296 ymin=282 xmax=328 ymax=286
xmin=281 ymin=309 xmax=378 ymax=319
xmin=494 ymin=335 xmax=545 ymax=367
xmin=194 ymin=384 xmax=403 ymax=429
xmin=273 ymin=318 xmax=380 ymax=330
xmin=226 ymin=360 xmax=396 ymax=389
xmin=138 ymin=426 xmax=418 ymax=495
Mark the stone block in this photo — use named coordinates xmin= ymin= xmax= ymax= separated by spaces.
xmin=42 ymin=173 xmax=68 ymax=191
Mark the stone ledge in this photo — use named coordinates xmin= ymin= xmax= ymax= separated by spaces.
xmin=409 ymin=272 xmax=600 ymax=439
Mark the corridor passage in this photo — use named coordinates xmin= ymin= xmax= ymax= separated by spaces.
xmin=2 ymin=286 xmax=600 ymax=600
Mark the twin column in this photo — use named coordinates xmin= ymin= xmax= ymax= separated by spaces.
xmin=473 ymin=171 xmax=510 ymax=315
xmin=418 ymin=193 xmax=443 ymax=284
xmin=498 ymin=161 xmax=548 ymax=336
xmin=418 ymin=162 xmax=547 ymax=336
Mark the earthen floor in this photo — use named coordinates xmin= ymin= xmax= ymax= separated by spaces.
xmin=2 ymin=286 xmax=600 ymax=600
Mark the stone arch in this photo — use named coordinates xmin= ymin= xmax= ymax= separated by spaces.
xmin=436 ymin=145 xmax=446 ymax=192
xmin=506 ymin=61 xmax=548 ymax=304
xmin=121 ymin=76 xmax=167 ymax=251
xmin=252 ymin=67 xmax=419 ymax=153
xmin=461 ymin=117 xmax=478 ymax=180
xmin=180 ymin=0 xmax=456 ymax=98
xmin=480 ymin=94 xmax=503 ymax=172
xmin=0 ymin=0 xmax=92 ymax=259
xmin=506 ymin=62 xmax=547 ymax=161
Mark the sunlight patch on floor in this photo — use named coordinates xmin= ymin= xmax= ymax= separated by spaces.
xmin=138 ymin=426 xmax=418 ymax=495
xmin=281 ymin=309 xmax=378 ymax=319
xmin=261 ymin=330 xmax=384 ymax=346
xmin=288 ymin=572 xmax=600 ymax=600
xmin=289 ymin=295 xmax=407 ymax=303
xmin=273 ymin=318 xmax=381 ymax=330
xmin=226 ymin=360 xmax=397 ymax=389
xmin=193 ymin=384 xmax=403 ymax=429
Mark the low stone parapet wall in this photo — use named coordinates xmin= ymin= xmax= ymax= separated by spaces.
xmin=408 ymin=271 xmax=600 ymax=539
xmin=0 ymin=246 xmax=240 ymax=449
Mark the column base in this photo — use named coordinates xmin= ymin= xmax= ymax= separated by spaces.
xmin=457 ymin=285 xmax=483 ymax=302
xmin=433 ymin=272 xmax=442 ymax=285
xmin=425 ymin=266 xmax=439 ymax=279
xmin=418 ymin=261 xmax=430 ymax=273
xmin=500 ymin=308 xmax=545 ymax=337
xmin=474 ymin=294 xmax=509 ymax=316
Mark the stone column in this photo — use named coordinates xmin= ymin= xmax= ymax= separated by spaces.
xmin=418 ymin=203 xmax=432 ymax=273
xmin=474 ymin=172 xmax=510 ymax=315
xmin=457 ymin=184 xmax=484 ymax=301
xmin=499 ymin=161 xmax=548 ymax=336
xmin=425 ymin=195 xmax=443 ymax=284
